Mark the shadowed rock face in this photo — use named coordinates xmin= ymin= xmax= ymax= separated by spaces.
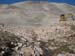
xmin=0 ymin=2 xmax=75 ymax=27
xmin=0 ymin=30 xmax=21 ymax=45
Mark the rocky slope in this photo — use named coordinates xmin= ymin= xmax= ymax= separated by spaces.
xmin=2 ymin=22 xmax=75 ymax=51
xmin=0 ymin=21 xmax=75 ymax=56
xmin=0 ymin=2 xmax=75 ymax=26
xmin=0 ymin=2 xmax=75 ymax=56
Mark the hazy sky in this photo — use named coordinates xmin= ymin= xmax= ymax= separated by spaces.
xmin=0 ymin=0 xmax=75 ymax=5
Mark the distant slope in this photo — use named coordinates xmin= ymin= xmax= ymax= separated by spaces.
xmin=0 ymin=2 xmax=75 ymax=26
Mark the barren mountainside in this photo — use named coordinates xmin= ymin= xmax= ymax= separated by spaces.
xmin=0 ymin=2 xmax=75 ymax=56
xmin=0 ymin=2 xmax=75 ymax=26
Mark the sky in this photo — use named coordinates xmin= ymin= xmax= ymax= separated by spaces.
xmin=0 ymin=0 xmax=75 ymax=5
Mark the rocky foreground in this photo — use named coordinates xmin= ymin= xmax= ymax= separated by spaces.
xmin=0 ymin=21 xmax=75 ymax=56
